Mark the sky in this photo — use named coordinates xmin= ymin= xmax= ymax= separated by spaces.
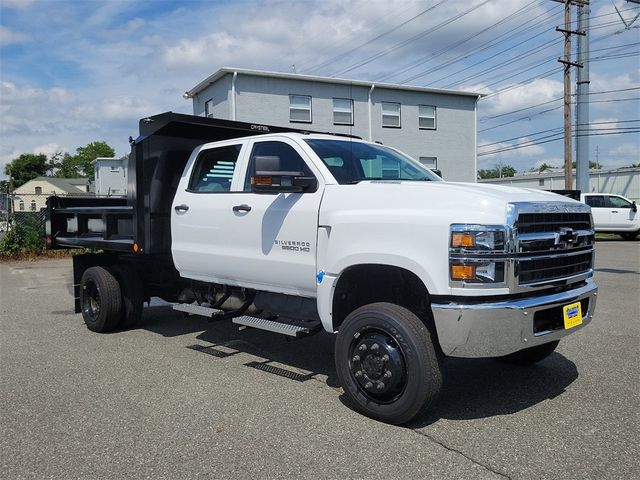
xmin=0 ymin=0 xmax=638 ymax=180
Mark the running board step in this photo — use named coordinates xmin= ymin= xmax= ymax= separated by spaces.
xmin=232 ymin=316 xmax=320 ymax=337
xmin=173 ymin=303 xmax=223 ymax=317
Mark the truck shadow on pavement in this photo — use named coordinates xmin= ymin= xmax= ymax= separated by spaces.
xmin=409 ymin=354 xmax=579 ymax=427
xmin=140 ymin=306 xmax=579 ymax=425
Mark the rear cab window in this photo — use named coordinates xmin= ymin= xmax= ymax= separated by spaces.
xmin=188 ymin=144 xmax=242 ymax=193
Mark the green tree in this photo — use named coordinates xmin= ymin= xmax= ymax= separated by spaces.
xmin=571 ymin=161 xmax=602 ymax=169
xmin=50 ymin=141 xmax=115 ymax=179
xmin=478 ymin=165 xmax=516 ymax=179
xmin=3 ymin=153 xmax=48 ymax=188
xmin=538 ymin=162 xmax=554 ymax=172
xmin=73 ymin=141 xmax=115 ymax=179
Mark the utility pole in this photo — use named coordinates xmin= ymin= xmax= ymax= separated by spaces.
xmin=576 ymin=1 xmax=590 ymax=195
xmin=554 ymin=0 xmax=586 ymax=190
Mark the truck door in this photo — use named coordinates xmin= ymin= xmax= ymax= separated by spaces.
xmin=171 ymin=141 xmax=249 ymax=282
xmin=226 ymin=138 xmax=324 ymax=297
xmin=583 ymin=195 xmax=611 ymax=228
xmin=607 ymin=195 xmax=638 ymax=230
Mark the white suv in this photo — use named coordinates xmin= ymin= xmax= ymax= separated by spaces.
xmin=581 ymin=193 xmax=639 ymax=240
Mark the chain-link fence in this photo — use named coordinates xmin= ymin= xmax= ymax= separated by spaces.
xmin=1 ymin=193 xmax=57 ymax=255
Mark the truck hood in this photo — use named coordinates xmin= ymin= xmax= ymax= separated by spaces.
xmin=319 ymin=180 xmax=579 ymax=227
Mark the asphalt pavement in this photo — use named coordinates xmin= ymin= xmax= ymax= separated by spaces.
xmin=1 ymin=240 xmax=638 ymax=479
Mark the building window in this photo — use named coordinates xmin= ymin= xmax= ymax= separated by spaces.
xmin=419 ymin=105 xmax=436 ymax=130
xmin=539 ymin=178 xmax=545 ymax=186
xmin=289 ymin=95 xmax=312 ymax=123
xmin=110 ymin=166 xmax=120 ymax=172
xmin=333 ymin=98 xmax=353 ymax=125
xmin=382 ymin=102 xmax=401 ymax=128
xmin=19 ymin=201 xmax=24 ymax=211
xmin=419 ymin=157 xmax=437 ymax=169
xmin=30 ymin=200 xmax=36 ymax=211
xmin=204 ymin=98 xmax=214 ymax=118
xmin=35 ymin=186 xmax=42 ymax=194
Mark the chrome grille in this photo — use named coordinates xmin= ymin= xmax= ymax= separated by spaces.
xmin=508 ymin=202 xmax=595 ymax=290
xmin=519 ymin=252 xmax=593 ymax=284
xmin=516 ymin=212 xmax=591 ymax=233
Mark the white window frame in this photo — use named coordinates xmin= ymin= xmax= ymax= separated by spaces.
xmin=289 ymin=95 xmax=312 ymax=123
xmin=204 ymin=98 xmax=214 ymax=118
xmin=382 ymin=102 xmax=401 ymax=128
xmin=419 ymin=105 xmax=436 ymax=130
xmin=333 ymin=98 xmax=353 ymax=125
xmin=418 ymin=157 xmax=437 ymax=169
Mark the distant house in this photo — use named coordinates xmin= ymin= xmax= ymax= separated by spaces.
xmin=12 ymin=177 xmax=93 ymax=212
xmin=93 ymin=156 xmax=127 ymax=196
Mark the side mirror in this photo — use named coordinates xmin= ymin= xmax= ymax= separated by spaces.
xmin=252 ymin=156 xmax=317 ymax=194
xmin=431 ymin=168 xmax=443 ymax=179
xmin=632 ymin=201 xmax=637 ymax=213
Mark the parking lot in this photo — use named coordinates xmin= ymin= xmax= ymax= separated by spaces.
xmin=1 ymin=240 xmax=638 ymax=479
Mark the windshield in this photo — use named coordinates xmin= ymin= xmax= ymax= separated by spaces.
xmin=304 ymin=139 xmax=442 ymax=184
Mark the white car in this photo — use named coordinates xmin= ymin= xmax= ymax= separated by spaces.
xmin=581 ymin=193 xmax=639 ymax=240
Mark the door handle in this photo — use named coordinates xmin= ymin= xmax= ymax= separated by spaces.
xmin=232 ymin=204 xmax=252 ymax=213
xmin=611 ymin=210 xmax=618 ymax=213
xmin=174 ymin=204 xmax=189 ymax=212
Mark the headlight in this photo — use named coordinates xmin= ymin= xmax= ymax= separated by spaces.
xmin=449 ymin=225 xmax=507 ymax=285
xmin=450 ymin=261 xmax=505 ymax=283
xmin=450 ymin=225 xmax=506 ymax=253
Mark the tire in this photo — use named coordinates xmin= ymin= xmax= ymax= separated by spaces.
xmin=334 ymin=302 xmax=442 ymax=425
xmin=499 ymin=340 xmax=559 ymax=366
xmin=620 ymin=231 xmax=639 ymax=241
xmin=80 ymin=266 xmax=122 ymax=333
xmin=111 ymin=264 xmax=145 ymax=328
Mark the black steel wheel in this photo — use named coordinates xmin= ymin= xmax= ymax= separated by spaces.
xmin=335 ymin=303 xmax=442 ymax=425
xmin=80 ymin=266 xmax=122 ymax=333
xmin=111 ymin=264 xmax=145 ymax=328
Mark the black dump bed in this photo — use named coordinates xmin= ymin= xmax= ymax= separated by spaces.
xmin=47 ymin=111 xmax=335 ymax=255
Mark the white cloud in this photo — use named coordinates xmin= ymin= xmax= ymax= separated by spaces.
xmin=0 ymin=0 xmax=34 ymax=9
xmin=609 ymin=142 xmax=640 ymax=158
xmin=478 ymin=78 xmax=564 ymax=116
xmin=0 ymin=26 xmax=31 ymax=46
xmin=33 ymin=142 xmax=66 ymax=158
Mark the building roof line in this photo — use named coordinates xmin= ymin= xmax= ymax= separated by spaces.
xmin=185 ymin=67 xmax=484 ymax=99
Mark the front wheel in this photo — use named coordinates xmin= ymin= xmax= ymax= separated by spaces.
xmin=334 ymin=303 xmax=442 ymax=425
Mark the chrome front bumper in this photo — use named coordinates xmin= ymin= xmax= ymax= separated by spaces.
xmin=431 ymin=279 xmax=597 ymax=358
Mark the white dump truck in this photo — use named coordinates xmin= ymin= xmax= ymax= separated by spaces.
xmin=47 ymin=112 xmax=597 ymax=424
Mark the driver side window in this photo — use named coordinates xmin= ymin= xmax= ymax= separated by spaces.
xmin=608 ymin=196 xmax=632 ymax=208
xmin=243 ymin=141 xmax=313 ymax=191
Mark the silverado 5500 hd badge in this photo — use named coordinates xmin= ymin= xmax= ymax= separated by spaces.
xmin=274 ymin=239 xmax=311 ymax=252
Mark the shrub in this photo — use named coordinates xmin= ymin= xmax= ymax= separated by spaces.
xmin=0 ymin=213 xmax=45 ymax=256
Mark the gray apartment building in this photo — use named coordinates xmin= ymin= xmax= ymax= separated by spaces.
xmin=185 ymin=68 xmax=481 ymax=182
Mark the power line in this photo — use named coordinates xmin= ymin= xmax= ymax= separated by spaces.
xmin=480 ymin=86 xmax=640 ymax=122
xmin=478 ymin=130 xmax=640 ymax=157
xmin=329 ymin=0 xmax=492 ymax=78
xmin=377 ymin=0 xmax=543 ymax=83
xmin=303 ymin=1 xmax=447 ymax=74
xmin=407 ymin=6 xmax=638 ymax=87
xmin=478 ymin=94 xmax=640 ymax=133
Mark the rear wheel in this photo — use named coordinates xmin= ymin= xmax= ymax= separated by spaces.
xmin=111 ymin=264 xmax=145 ymax=328
xmin=80 ymin=266 xmax=122 ymax=333
xmin=499 ymin=340 xmax=559 ymax=365
xmin=335 ymin=303 xmax=442 ymax=425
